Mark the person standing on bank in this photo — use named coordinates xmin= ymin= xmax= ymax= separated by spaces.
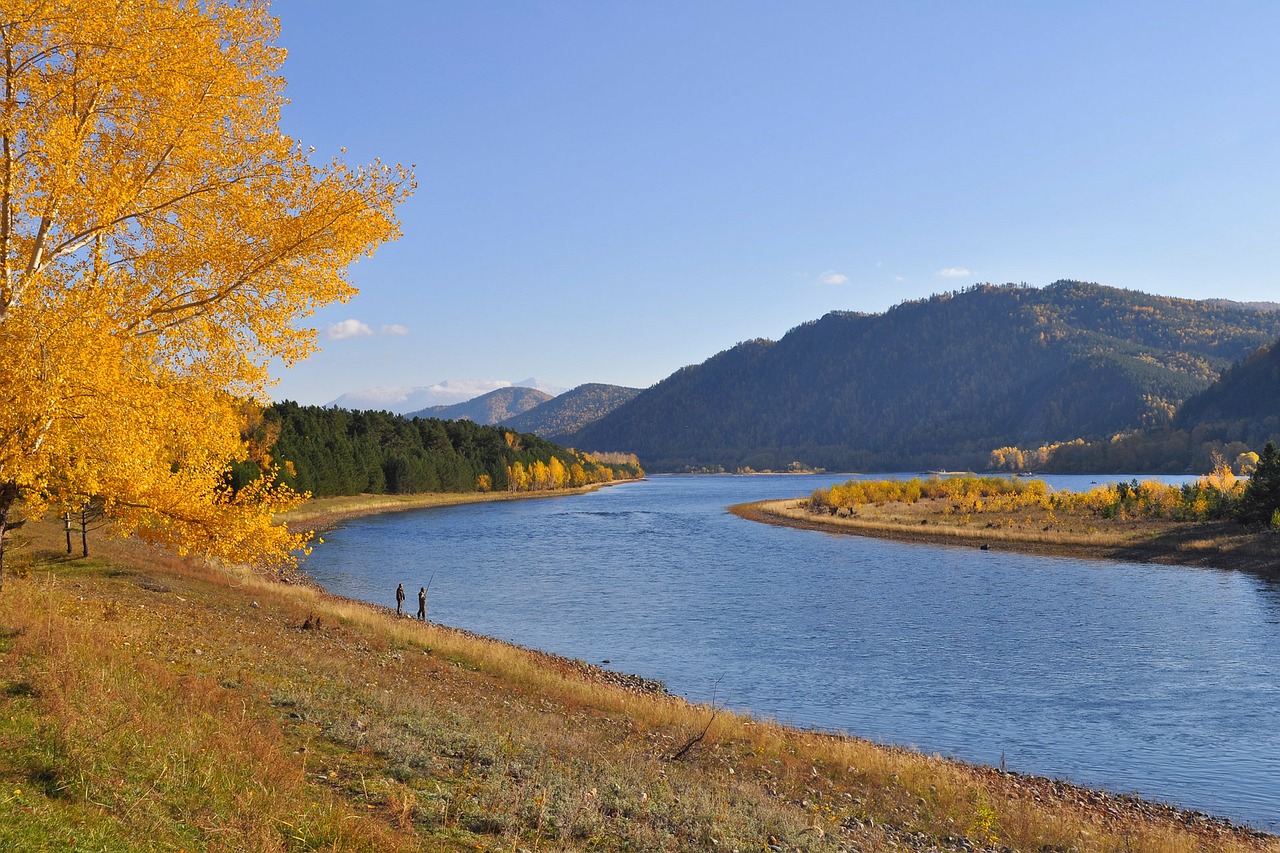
xmin=395 ymin=582 xmax=405 ymax=616
xmin=417 ymin=586 xmax=427 ymax=621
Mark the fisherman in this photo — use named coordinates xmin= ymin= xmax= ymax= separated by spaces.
xmin=417 ymin=585 xmax=427 ymax=621
xmin=395 ymin=582 xmax=406 ymax=616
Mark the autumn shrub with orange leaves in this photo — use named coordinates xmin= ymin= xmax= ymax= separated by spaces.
xmin=812 ymin=475 xmax=1044 ymax=513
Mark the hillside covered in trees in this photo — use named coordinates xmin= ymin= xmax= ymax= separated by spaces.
xmin=500 ymin=383 xmax=642 ymax=438
xmin=407 ymin=386 xmax=553 ymax=424
xmin=233 ymin=403 xmax=642 ymax=498
xmin=1175 ymin=336 xmax=1280 ymax=429
xmin=569 ymin=281 xmax=1280 ymax=472
xmin=400 ymin=383 xmax=643 ymax=436
xmin=992 ymin=335 xmax=1280 ymax=473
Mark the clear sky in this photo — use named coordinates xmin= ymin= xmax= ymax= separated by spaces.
xmin=269 ymin=0 xmax=1280 ymax=405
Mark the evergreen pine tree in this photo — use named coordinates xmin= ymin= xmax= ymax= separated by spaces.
xmin=1238 ymin=441 xmax=1280 ymax=525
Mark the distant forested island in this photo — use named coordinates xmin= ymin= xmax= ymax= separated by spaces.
xmin=231 ymin=403 xmax=642 ymax=498
xmin=564 ymin=281 xmax=1280 ymax=473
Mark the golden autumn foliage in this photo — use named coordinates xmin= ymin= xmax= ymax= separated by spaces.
xmin=0 ymin=0 xmax=413 ymax=585
xmin=504 ymin=450 xmax=632 ymax=494
xmin=810 ymin=471 xmax=1247 ymax=524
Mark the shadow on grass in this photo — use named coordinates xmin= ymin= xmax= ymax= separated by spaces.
xmin=29 ymin=548 xmax=83 ymax=565
xmin=0 ymin=626 xmax=24 ymax=654
xmin=2 ymin=680 xmax=37 ymax=698
xmin=1105 ymin=521 xmax=1280 ymax=580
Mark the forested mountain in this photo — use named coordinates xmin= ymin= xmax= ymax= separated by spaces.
xmin=407 ymin=386 xmax=552 ymax=425
xmin=1175 ymin=337 xmax=1280 ymax=428
xmin=1005 ymin=336 xmax=1280 ymax=473
xmin=1205 ymin=299 xmax=1280 ymax=313
xmin=328 ymin=378 xmax=565 ymax=415
xmin=499 ymin=383 xmax=642 ymax=439
xmin=236 ymin=403 xmax=642 ymax=497
xmin=569 ymin=281 xmax=1280 ymax=472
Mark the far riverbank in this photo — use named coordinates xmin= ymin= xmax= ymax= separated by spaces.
xmin=281 ymin=480 xmax=637 ymax=531
xmin=731 ymin=498 xmax=1280 ymax=574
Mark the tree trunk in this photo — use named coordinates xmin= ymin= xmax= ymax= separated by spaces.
xmin=81 ymin=509 xmax=89 ymax=558
xmin=65 ymin=512 xmax=72 ymax=554
xmin=0 ymin=483 xmax=19 ymax=596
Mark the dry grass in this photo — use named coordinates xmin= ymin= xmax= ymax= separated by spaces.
xmin=758 ymin=498 xmax=1143 ymax=545
xmin=737 ymin=498 xmax=1280 ymax=572
xmin=0 ymin=514 xmax=1275 ymax=851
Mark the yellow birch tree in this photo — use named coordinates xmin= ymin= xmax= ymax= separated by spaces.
xmin=0 ymin=0 xmax=414 ymax=590
xmin=548 ymin=456 xmax=568 ymax=490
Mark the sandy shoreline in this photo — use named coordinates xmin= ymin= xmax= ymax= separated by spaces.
xmin=731 ymin=498 xmax=1280 ymax=575
xmin=281 ymin=479 xmax=636 ymax=532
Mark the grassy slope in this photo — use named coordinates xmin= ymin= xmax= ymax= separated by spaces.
xmin=0 ymin=502 xmax=1275 ymax=852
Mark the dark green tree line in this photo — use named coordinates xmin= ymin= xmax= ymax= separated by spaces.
xmin=229 ymin=403 xmax=642 ymax=497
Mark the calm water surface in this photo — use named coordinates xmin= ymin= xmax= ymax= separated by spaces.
xmin=304 ymin=474 xmax=1280 ymax=830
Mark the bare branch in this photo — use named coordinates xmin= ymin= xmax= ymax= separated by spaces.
xmin=668 ymin=676 xmax=723 ymax=761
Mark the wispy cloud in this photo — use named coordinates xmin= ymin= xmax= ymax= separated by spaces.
xmin=327 ymin=319 xmax=374 ymax=340
xmin=816 ymin=270 xmax=850 ymax=286
xmin=327 ymin=320 xmax=410 ymax=340
xmin=937 ymin=267 xmax=971 ymax=279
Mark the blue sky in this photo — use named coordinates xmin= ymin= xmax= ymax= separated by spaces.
xmin=270 ymin=1 xmax=1280 ymax=405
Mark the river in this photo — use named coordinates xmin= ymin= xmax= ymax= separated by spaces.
xmin=303 ymin=474 xmax=1280 ymax=831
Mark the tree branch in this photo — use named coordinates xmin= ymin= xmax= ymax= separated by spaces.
xmin=668 ymin=676 xmax=722 ymax=761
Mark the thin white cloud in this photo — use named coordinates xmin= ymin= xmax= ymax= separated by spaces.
xmin=427 ymin=379 xmax=512 ymax=401
xmin=381 ymin=324 xmax=410 ymax=336
xmin=937 ymin=267 xmax=971 ymax=278
xmin=816 ymin=270 xmax=850 ymax=286
xmin=327 ymin=319 xmax=374 ymax=340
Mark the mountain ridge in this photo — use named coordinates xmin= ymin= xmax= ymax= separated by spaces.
xmin=499 ymin=383 xmax=643 ymax=439
xmin=407 ymin=386 xmax=553 ymax=424
xmin=327 ymin=378 xmax=564 ymax=415
xmin=568 ymin=281 xmax=1280 ymax=471
xmin=1176 ymin=337 xmax=1280 ymax=428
